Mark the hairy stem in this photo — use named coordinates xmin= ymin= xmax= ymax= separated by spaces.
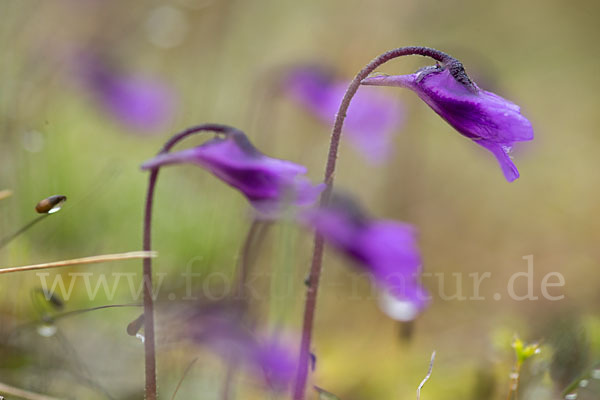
xmin=292 ymin=46 xmax=455 ymax=400
xmin=142 ymin=123 xmax=242 ymax=400
xmin=142 ymin=170 xmax=159 ymax=400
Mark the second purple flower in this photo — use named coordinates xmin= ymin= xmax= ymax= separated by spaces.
xmin=141 ymin=127 xmax=324 ymax=217
xmin=283 ymin=65 xmax=404 ymax=163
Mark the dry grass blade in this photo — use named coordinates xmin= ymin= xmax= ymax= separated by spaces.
xmin=417 ymin=351 xmax=436 ymax=400
xmin=0 ymin=251 xmax=158 ymax=274
xmin=0 ymin=381 xmax=62 ymax=400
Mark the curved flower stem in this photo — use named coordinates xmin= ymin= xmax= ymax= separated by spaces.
xmin=293 ymin=46 xmax=455 ymax=400
xmin=233 ymin=218 xmax=263 ymax=300
xmin=142 ymin=123 xmax=243 ymax=400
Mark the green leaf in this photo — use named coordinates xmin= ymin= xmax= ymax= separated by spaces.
xmin=512 ymin=335 xmax=541 ymax=364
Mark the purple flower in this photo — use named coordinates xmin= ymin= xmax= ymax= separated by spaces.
xmin=77 ymin=55 xmax=175 ymax=132
xmin=362 ymin=63 xmax=534 ymax=181
xmin=179 ymin=304 xmax=296 ymax=390
xmin=302 ymin=194 xmax=428 ymax=320
xmin=141 ymin=129 xmax=324 ymax=217
xmin=283 ymin=66 xmax=404 ymax=163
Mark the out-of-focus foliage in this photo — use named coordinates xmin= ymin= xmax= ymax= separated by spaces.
xmin=1 ymin=0 xmax=599 ymax=399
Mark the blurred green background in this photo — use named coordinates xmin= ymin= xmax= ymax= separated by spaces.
xmin=1 ymin=0 xmax=599 ymax=399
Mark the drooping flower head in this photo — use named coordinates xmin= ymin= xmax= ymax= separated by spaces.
xmin=141 ymin=128 xmax=324 ymax=217
xmin=172 ymin=302 xmax=296 ymax=390
xmin=302 ymin=193 xmax=429 ymax=320
xmin=362 ymin=60 xmax=534 ymax=181
xmin=76 ymin=54 xmax=175 ymax=132
xmin=282 ymin=65 xmax=404 ymax=163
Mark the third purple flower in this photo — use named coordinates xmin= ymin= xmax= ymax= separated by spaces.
xmin=283 ymin=65 xmax=404 ymax=163
xmin=362 ymin=61 xmax=534 ymax=181
xmin=174 ymin=303 xmax=297 ymax=391
xmin=76 ymin=54 xmax=175 ymax=132
xmin=302 ymin=193 xmax=428 ymax=321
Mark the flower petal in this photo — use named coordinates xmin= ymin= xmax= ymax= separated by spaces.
xmin=284 ymin=66 xmax=404 ymax=163
xmin=76 ymin=54 xmax=175 ymax=132
xmin=181 ymin=304 xmax=296 ymax=390
xmin=142 ymin=132 xmax=323 ymax=216
xmin=302 ymin=194 xmax=428 ymax=319
xmin=477 ymin=140 xmax=520 ymax=182
xmin=363 ymin=66 xmax=534 ymax=181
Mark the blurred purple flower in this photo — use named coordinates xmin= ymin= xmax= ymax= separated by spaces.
xmin=77 ymin=55 xmax=175 ymax=132
xmin=302 ymin=194 xmax=428 ymax=320
xmin=141 ymin=129 xmax=324 ymax=217
xmin=182 ymin=304 xmax=296 ymax=390
xmin=362 ymin=63 xmax=534 ymax=181
xmin=283 ymin=66 xmax=404 ymax=163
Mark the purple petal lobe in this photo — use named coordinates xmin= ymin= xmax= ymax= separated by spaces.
xmin=477 ymin=141 xmax=519 ymax=182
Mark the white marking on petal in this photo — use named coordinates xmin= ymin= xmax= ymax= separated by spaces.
xmin=378 ymin=291 xmax=419 ymax=321
xmin=501 ymin=145 xmax=513 ymax=154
